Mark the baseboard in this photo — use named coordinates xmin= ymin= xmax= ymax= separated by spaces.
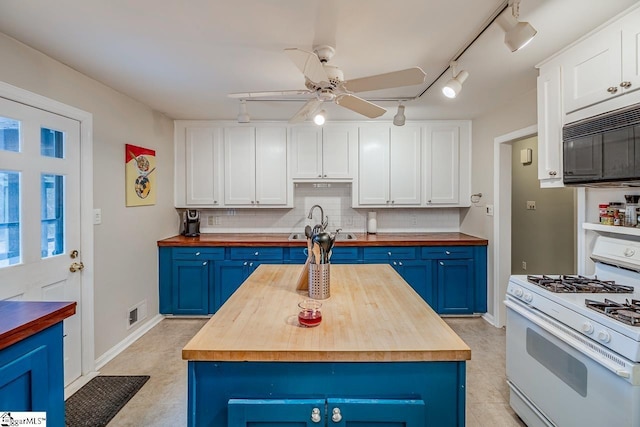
xmin=94 ymin=314 xmax=165 ymax=370
xmin=482 ymin=312 xmax=497 ymax=326
xmin=64 ymin=371 xmax=100 ymax=399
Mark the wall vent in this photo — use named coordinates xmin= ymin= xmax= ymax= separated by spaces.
xmin=127 ymin=300 xmax=147 ymax=329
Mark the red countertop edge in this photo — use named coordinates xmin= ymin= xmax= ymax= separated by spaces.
xmin=0 ymin=301 xmax=77 ymax=351
xmin=157 ymin=232 xmax=488 ymax=247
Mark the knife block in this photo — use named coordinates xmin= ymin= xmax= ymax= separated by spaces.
xmin=295 ymin=258 xmax=309 ymax=291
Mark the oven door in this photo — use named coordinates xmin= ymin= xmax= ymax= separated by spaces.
xmin=505 ymin=298 xmax=640 ymax=427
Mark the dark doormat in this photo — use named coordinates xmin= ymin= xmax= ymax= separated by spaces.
xmin=65 ymin=375 xmax=150 ymax=427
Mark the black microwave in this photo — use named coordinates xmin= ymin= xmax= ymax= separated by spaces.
xmin=563 ymin=103 xmax=640 ymax=186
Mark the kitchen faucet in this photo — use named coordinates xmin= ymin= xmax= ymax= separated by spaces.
xmin=307 ymin=204 xmax=328 ymax=230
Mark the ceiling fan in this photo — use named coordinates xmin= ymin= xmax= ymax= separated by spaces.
xmin=228 ymin=45 xmax=426 ymax=123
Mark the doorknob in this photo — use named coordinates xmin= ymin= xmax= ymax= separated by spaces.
xmin=70 ymin=250 xmax=79 ymax=259
xmin=69 ymin=262 xmax=85 ymax=272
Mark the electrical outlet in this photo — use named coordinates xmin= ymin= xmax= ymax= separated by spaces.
xmin=207 ymin=215 xmax=214 ymax=226
xmin=215 ymin=216 xmax=221 ymax=225
xmin=522 ymin=261 xmax=527 ymax=270
xmin=527 ymin=201 xmax=536 ymax=210
xmin=93 ymin=208 xmax=102 ymax=225
xmin=411 ymin=215 xmax=417 ymax=226
xmin=486 ymin=205 xmax=494 ymax=216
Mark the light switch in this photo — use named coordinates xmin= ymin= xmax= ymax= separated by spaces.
xmin=93 ymin=208 xmax=102 ymax=225
xmin=486 ymin=205 xmax=494 ymax=216
xmin=527 ymin=201 xmax=536 ymax=210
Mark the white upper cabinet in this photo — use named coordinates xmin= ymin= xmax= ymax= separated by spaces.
xmin=174 ymin=121 xmax=223 ymax=208
xmin=357 ymin=124 xmax=421 ymax=207
xmin=537 ymin=66 xmax=564 ymax=187
xmin=224 ymin=125 xmax=290 ymax=207
xmin=424 ymin=124 xmax=460 ymax=205
xmin=290 ymin=124 xmax=356 ymax=180
xmin=562 ymin=6 xmax=640 ymax=114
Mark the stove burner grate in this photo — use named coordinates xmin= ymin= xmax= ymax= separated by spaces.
xmin=585 ymin=299 xmax=640 ymax=326
xmin=527 ymin=275 xmax=634 ymax=293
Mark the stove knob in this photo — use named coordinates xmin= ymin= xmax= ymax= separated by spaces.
xmin=523 ymin=293 xmax=533 ymax=303
xmin=581 ymin=322 xmax=594 ymax=334
xmin=597 ymin=330 xmax=611 ymax=343
xmin=514 ymin=288 xmax=524 ymax=298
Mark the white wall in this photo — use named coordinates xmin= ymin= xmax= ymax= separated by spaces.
xmin=0 ymin=33 xmax=176 ymax=359
xmin=460 ymin=88 xmax=538 ymax=319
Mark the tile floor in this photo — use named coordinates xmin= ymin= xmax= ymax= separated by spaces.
xmin=96 ymin=317 xmax=526 ymax=426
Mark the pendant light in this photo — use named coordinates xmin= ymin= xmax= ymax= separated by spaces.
xmin=393 ymin=103 xmax=406 ymax=126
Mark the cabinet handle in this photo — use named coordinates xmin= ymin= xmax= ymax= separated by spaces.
xmin=254 ymin=252 xmax=259 ymax=256
xmin=249 ymin=262 xmax=254 ymax=267
xmin=251 ymin=201 xmax=255 ymax=204
xmin=393 ymin=261 xmax=397 ymax=266
xmin=445 ymin=250 xmax=451 ymax=255
xmin=621 ymin=81 xmax=632 ymax=89
xmin=331 ymin=407 xmax=342 ymax=423
xmin=256 ymin=200 xmax=260 ymax=204
xmin=388 ymin=251 xmax=392 ymax=256
xmin=243 ymin=262 xmax=248 ymax=266
xmin=323 ymin=174 xmax=327 ymax=178
xmin=311 ymin=408 xmax=322 ymax=423
xmin=440 ymin=261 xmax=445 ymax=266
xmin=318 ymin=175 xmax=322 ymax=178
xmin=427 ymin=200 xmax=432 ymax=203
xmin=399 ymin=261 xmax=403 ymax=266
xmin=607 ymin=86 xmax=618 ymax=94
xmin=213 ymin=200 xmax=217 ymax=204
xmin=549 ymin=171 xmax=557 ymax=176
xmin=391 ymin=200 xmax=395 ymax=204
xmin=195 ymin=251 xmax=200 ymax=256
xmin=202 ymin=262 xmax=207 ymax=266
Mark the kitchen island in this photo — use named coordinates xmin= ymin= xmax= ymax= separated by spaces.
xmin=183 ymin=264 xmax=470 ymax=426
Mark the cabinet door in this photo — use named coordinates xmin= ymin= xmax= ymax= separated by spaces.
xmin=424 ymin=124 xmax=459 ymax=204
xmin=290 ymin=126 xmax=322 ymax=179
xmin=224 ymin=127 xmax=256 ymax=205
xmin=326 ymin=398 xmax=425 ymax=427
xmin=228 ymin=398 xmax=326 ymax=426
xmin=214 ymin=261 xmax=248 ymax=312
xmin=563 ymin=134 xmax=603 ymax=183
xmin=185 ymin=127 xmax=222 ymax=206
xmin=621 ymin=11 xmax=640 ymax=96
xmin=437 ymin=258 xmax=474 ymax=315
xmin=172 ymin=260 xmax=209 ymax=315
xmin=255 ymin=126 xmax=288 ymax=205
xmin=358 ymin=126 xmax=390 ymax=205
xmin=602 ymin=127 xmax=635 ymax=179
xmin=0 ymin=345 xmax=49 ymax=413
xmin=397 ymin=260 xmax=434 ymax=308
xmin=322 ymin=124 xmax=356 ymax=178
xmin=537 ymin=67 xmax=564 ymax=186
xmin=390 ymin=125 xmax=421 ymax=205
xmin=562 ymin=28 xmax=621 ymax=113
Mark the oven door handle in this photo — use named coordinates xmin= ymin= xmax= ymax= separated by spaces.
xmin=505 ymin=299 xmax=635 ymax=382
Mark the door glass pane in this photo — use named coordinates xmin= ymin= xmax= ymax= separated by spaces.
xmin=0 ymin=117 xmax=20 ymax=152
xmin=41 ymin=127 xmax=64 ymax=158
xmin=41 ymin=174 xmax=64 ymax=258
xmin=0 ymin=171 xmax=20 ymax=267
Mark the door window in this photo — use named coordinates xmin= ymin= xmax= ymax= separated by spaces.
xmin=0 ymin=170 xmax=20 ymax=267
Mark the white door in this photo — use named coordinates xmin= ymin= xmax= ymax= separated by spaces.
xmin=358 ymin=126 xmax=390 ymax=205
xmin=424 ymin=124 xmax=460 ymax=205
xmin=390 ymin=125 xmax=421 ymax=205
xmin=255 ymin=126 xmax=288 ymax=206
xmin=224 ymin=126 xmax=256 ymax=205
xmin=322 ymin=124 xmax=356 ymax=179
xmin=290 ymin=126 xmax=322 ymax=179
xmin=185 ymin=127 xmax=222 ymax=206
xmin=0 ymin=96 xmax=82 ymax=386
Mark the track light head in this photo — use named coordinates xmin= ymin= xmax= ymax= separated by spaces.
xmin=313 ymin=109 xmax=326 ymax=125
xmin=237 ymin=100 xmax=250 ymax=123
xmin=393 ymin=104 xmax=406 ymax=126
xmin=497 ymin=0 xmax=537 ymax=52
xmin=442 ymin=62 xmax=469 ymax=99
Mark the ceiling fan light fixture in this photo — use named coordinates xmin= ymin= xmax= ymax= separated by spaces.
xmin=442 ymin=62 xmax=469 ymax=99
xmin=497 ymin=0 xmax=537 ymax=52
xmin=237 ymin=100 xmax=250 ymax=123
xmin=313 ymin=109 xmax=326 ymax=126
xmin=393 ymin=104 xmax=406 ymax=126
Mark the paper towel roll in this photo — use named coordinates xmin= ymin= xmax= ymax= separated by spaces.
xmin=367 ymin=211 xmax=377 ymax=234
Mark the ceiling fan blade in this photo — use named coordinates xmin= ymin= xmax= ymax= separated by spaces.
xmin=289 ymin=98 xmax=323 ymax=124
xmin=284 ymin=48 xmax=329 ymax=84
xmin=343 ymin=67 xmax=426 ymax=93
xmin=228 ymin=90 xmax=312 ymax=99
xmin=335 ymin=94 xmax=386 ymax=118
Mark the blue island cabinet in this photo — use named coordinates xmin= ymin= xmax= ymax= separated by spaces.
xmin=188 ymin=361 xmax=465 ymax=427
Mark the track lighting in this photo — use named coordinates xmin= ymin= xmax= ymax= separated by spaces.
xmin=442 ymin=62 xmax=469 ymax=99
xmin=496 ymin=0 xmax=537 ymax=52
xmin=393 ymin=104 xmax=406 ymax=126
xmin=237 ymin=100 xmax=250 ymax=123
xmin=313 ymin=109 xmax=326 ymax=125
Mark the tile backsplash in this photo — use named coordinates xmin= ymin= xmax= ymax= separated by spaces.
xmin=188 ymin=183 xmax=460 ymax=234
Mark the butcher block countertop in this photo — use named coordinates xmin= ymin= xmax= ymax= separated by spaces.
xmin=159 ymin=232 xmax=487 ymax=247
xmin=182 ymin=264 xmax=471 ymax=362
xmin=0 ymin=301 xmax=76 ymax=351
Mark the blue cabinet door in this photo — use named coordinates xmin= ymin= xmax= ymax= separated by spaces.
xmin=327 ymin=398 xmax=425 ymax=427
xmin=214 ymin=261 xmax=248 ymax=312
xmin=398 ymin=260 xmax=434 ymax=309
xmin=172 ymin=260 xmax=210 ymax=315
xmin=228 ymin=398 xmax=325 ymax=426
xmin=436 ymin=258 xmax=474 ymax=315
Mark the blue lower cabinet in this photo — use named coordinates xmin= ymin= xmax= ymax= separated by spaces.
xmin=172 ymin=260 xmax=210 ymax=315
xmin=436 ymin=258 xmax=475 ymax=315
xmin=214 ymin=261 xmax=249 ymax=312
xmin=0 ymin=323 xmax=64 ymax=425
xmin=227 ymin=397 xmax=425 ymax=426
xmin=396 ymin=261 xmax=434 ymax=308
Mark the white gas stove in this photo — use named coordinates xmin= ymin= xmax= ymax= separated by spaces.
xmin=505 ymin=235 xmax=640 ymax=427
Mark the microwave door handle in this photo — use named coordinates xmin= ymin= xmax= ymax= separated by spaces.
xmin=505 ymin=299 xmax=634 ymax=380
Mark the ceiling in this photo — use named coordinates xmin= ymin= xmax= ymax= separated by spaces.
xmin=0 ymin=0 xmax=636 ymax=122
